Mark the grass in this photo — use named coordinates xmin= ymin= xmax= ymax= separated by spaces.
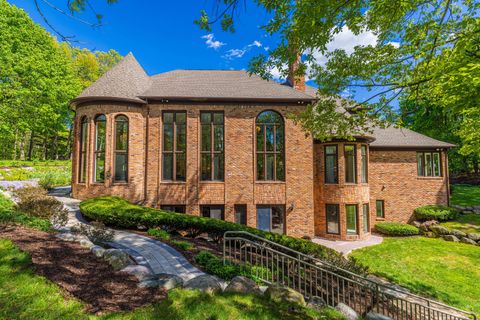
xmin=441 ymin=214 xmax=480 ymax=234
xmin=450 ymin=184 xmax=480 ymax=206
xmin=0 ymin=160 xmax=71 ymax=189
xmin=0 ymin=192 xmax=51 ymax=231
xmin=0 ymin=238 xmax=343 ymax=320
xmin=350 ymin=237 xmax=480 ymax=315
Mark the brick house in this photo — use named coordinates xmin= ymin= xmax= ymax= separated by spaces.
xmin=71 ymin=53 xmax=454 ymax=241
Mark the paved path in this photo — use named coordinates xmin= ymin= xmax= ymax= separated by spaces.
xmin=312 ymin=235 xmax=383 ymax=255
xmin=52 ymin=189 xmax=204 ymax=281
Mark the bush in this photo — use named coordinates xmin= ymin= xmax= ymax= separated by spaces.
xmin=375 ymin=222 xmax=419 ymax=236
xmin=171 ymin=240 xmax=193 ymax=250
xmin=80 ymin=196 xmax=366 ymax=274
xmin=414 ymin=205 xmax=458 ymax=221
xmin=0 ymin=192 xmax=51 ymax=231
xmin=148 ymin=228 xmax=171 ymax=240
xmin=15 ymin=186 xmax=68 ymax=227
xmin=194 ymin=251 xmax=240 ymax=280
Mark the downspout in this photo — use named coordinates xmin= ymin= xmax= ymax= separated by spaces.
xmin=143 ymin=100 xmax=150 ymax=204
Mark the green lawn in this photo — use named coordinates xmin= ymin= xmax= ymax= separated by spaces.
xmin=441 ymin=214 xmax=480 ymax=234
xmin=0 ymin=238 xmax=343 ymax=320
xmin=350 ymin=237 xmax=480 ymax=315
xmin=0 ymin=160 xmax=71 ymax=189
xmin=450 ymin=184 xmax=480 ymax=206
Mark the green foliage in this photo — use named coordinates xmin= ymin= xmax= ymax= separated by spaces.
xmin=450 ymin=184 xmax=480 ymax=206
xmin=171 ymin=240 xmax=193 ymax=251
xmin=80 ymin=196 xmax=365 ymax=273
xmin=0 ymin=161 xmax=71 ymax=188
xmin=415 ymin=205 xmax=458 ymax=222
xmin=374 ymin=222 xmax=419 ymax=237
xmin=441 ymin=214 xmax=480 ymax=235
xmin=147 ymin=228 xmax=171 ymax=241
xmin=0 ymin=192 xmax=51 ymax=231
xmin=351 ymin=237 xmax=480 ymax=314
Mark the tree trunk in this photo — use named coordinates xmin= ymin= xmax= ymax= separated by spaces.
xmin=27 ymin=131 xmax=35 ymax=161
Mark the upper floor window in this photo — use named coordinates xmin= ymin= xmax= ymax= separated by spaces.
xmin=162 ymin=111 xmax=186 ymax=181
xmin=256 ymin=111 xmax=285 ymax=181
xmin=114 ymin=115 xmax=128 ymax=182
xmin=324 ymin=145 xmax=338 ymax=183
xmin=78 ymin=116 xmax=88 ymax=183
xmin=417 ymin=151 xmax=441 ymax=177
xmin=200 ymin=111 xmax=224 ymax=181
xmin=345 ymin=145 xmax=357 ymax=183
xmin=94 ymin=114 xmax=106 ymax=182
xmin=361 ymin=145 xmax=368 ymax=183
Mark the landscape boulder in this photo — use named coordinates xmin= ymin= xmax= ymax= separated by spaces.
xmin=90 ymin=245 xmax=105 ymax=258
xmin=450 ymin=229 xmax=467 ymax=238
xmin=335 ymin=303 xmax=359 ymax=320
xmin=183 ymin=275 xmax=223 ymax=293
xmin=224 ymin=276 xmax=262 ymax=295
xmin=430 ymin=225 xmax=450 ymax=236
xmin=157 ymin=273 xmax=184 ymax=290
xmin=121 ymin=265 xmax=154 ymax=281
xmin=443 ymin=235 xmax=459 ymax=242
xmin=264 ymin=284 xmax=305 ymax=306
xmin=467 ymin=233 xmax=480 ymax=241
xmin=79 ymin=239 xmax=95 ymax=249
xmin=138 ymin=279 xmax=159 ymax=288
xmin=306 ymin=296 xmax=326 ymax=310
xmin=460 ymin=237 xmax=477 ymax=245
xmin=103 ymin=249 xmax=132 ymax=270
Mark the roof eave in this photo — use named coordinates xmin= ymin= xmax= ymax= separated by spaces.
xmin=137 ymin=95 xmax=315 ymax=103
xmin=70 ymin=96 xmax=147 ymax=110
xmin=370 ymin=144 xmax=456 ymax=149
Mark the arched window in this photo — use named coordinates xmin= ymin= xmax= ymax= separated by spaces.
xmin=256 ymin=111 xmax=285 ymax=181
xmin=114 ymin=115 xmax=128 ymax=182
xmin=94 ymin=114 xmax=106 ymax=182
xmin=78 ymin=116 xmax=88 ymax=183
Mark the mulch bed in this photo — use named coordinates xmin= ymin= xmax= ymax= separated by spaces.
xmin=0 ymin=226 xmax=166 ymax=314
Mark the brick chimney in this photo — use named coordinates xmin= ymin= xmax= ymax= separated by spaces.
xmin=287 ymin=54 xmax=305 ymax=92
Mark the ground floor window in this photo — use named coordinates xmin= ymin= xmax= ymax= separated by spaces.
xmin=201 ymin=205 xmax=224 ymax=220
xmin=160 ymin=205 xmax=186 ymax=213
xmin=376 ymin=200 xmax=385 ymax=218
xmin=234 ymin=204 xmax=247 ymax=225
xmin=326 ymin=204 xmax=340 ymax=234
xmin=346 ymin=204 xmax=358 ymax=234
xmin=362 ymin=204 xmax=369 ymax=233
xmin=256 ymin=205 xmax=285 ymax=234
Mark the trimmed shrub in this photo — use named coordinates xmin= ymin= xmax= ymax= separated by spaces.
xmin=414 ymin=205 xmax=458 ymax=221
xmin=375 ymin=222 xmax=419 ymax=236
xmin=80 ymin=196 xmax=366 ymax=274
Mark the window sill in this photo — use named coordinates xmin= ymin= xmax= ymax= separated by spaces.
xmin=112 ymin=182 xmax=128 ymax=186
xmin=255 ymin=181 xmax=286 ymax=184
xmin=376 ymin=217 xmax=385 ymax=221
xmin=417 ymin=176 xmax=443 ymax=180
xmin=199 ymin=181 xmax=225 ymax=184
xmin=161 ymin=181 xmax=186 ymax=184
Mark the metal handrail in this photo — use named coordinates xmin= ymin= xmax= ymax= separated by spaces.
xmin=223 ymin=231 xmax=477 ymax=320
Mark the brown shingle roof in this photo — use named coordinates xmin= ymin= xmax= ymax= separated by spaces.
xmin=369 ymin=126 xmax=455 ymax=148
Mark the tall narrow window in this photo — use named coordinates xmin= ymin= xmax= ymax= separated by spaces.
xmin=326 ymin=204 xmax=340 ymax=234
xmin=362 ymin=204 xmax=369 ymax=233
xmin=201 ymin=111 xmax=224 ymax=181
xmin=417 ymin=152 xmax=442 ymax=177
xmin=346 ymin=204 xmax=358 ymax=234
xmin=256 ymin=111 xmax=285 ymax=181
xmin=94 ymin=114 xmax=106 ymax=182
xmin=345 ymin=145 xmax=357 ymax=183
xmin=324 ymin=145 xmax=338 ymax=183
xmin=234 ymin=204 xmax=247 ymax=225
xmin=376 ymin=200 xmax=385 ymax=218
xmin=162 ymin=111 xmax=186 ymax=181
xmin=361 ymin=145 xmax=368 ymax=183
xmin=79 ymin=116 xmax=88 ymax=183
xmin=114 ymin=115 xmax=128 ymax=182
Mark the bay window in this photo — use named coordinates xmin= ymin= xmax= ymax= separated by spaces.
xmin=94 ymin=114 xmax=106 ymax=182
xmin=345 ymin=145 xmax=357 ymax=183
xmin=79 ymin=116 xmax=88 ymax=183
xmin=114 ymin=115 xmax=128 ymax=182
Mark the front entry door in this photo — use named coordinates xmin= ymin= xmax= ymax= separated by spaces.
xmin=257 ymin=206 xmax=271 ymax=232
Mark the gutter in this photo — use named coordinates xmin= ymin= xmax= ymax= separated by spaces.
xmin=143 ymin=100 xmax=150 ymax=204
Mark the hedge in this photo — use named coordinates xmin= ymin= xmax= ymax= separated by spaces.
xmin=375 ymin=222 xmax=419 ymax=236
xmin=414 ymin=205 xmax=458 ymax=221
xmin=80 ymin=196 xmax=366 ymax=274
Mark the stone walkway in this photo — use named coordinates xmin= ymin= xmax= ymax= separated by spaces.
xmin=312 ymin=235 xmax=383 ymax=255
xmin=52 ymin=189 xmax=204 ymax=281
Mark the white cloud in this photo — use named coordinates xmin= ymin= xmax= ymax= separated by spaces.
xmin=264 ymin=46 xmax=270 ymax=51
xmin=387 ymin=41 xmax=400 ymax=48
xmin=249 ymin=40 xmax=262 ymax=48
xmin=224 ymin=48 xmax=246 ymax=59
xmin=201 ymin=33 xmax=225 ymax=50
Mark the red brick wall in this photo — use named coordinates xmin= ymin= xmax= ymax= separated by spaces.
xmin=369 ymin=149 xmax=449 ymax=224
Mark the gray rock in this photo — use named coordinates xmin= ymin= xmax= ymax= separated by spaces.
xmin=79 ymin=239 xmax=95 ymax=249
xmin=103 ymin=249 xmax=132 ymax=270
xmin=443 ymin=235 xmax=459 ymax=242
xmin=335 ymin=303 xmax=359 ymax=320
xmin=90 ymin=245 xmax=105 ymax=258
xmin=366 ymin=312 xmax=392 ymax=320
xmin=264 ymin=284 xmax=305 ymax=306
xmin=225 ymin=276 xmax=262 ymax=295
xmin=430 ymin=225 xmax=450 ymax=236
xmin=121 ymin=265 xmax=154 ymax=281
xmin=460 ymin=237 xmax=477 ymax=245
xmin=183 ymin=275 xmax=223 ymax=293
xmin=56 ymin=232 xmax=76 ymax=242
xmin=412 ymin=221 xmax=421 ymax=228
xmin=467 ymin=233 xmax=480 ymax=241
xmin=157 ymin=273 xmax=183 ymax=290
xmin=450 ymin=229 xmax=467 ymax=238
xmin=138 ymin=279 xmax=159 ymax=288
xmin=306 ymin=296 xmax=326 ymax=310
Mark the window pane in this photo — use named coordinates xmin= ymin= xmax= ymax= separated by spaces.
xmin=271 ymin=206 xmax=285 ymax=235
xmin=95 ymin=120 xmax=106 ymax=152
xmin=176 ymin=124 xmax=186 ymax=152
xmin=266 ymin=154 xmax=275 ymax=180
xmin=256 ymin=125 xmax=264 ymax=151
xmin=433 ymin=153 xmax=441 ymax=176
xmin=376 ymin=200 xmax=384 ymax=218
xmin=363 ymin=204 xmax=369 ymax=233
xmin=115 ymin=117 xmax=128 ymax=151
xmin=346 ymin=205 xmax=357 ymax=234
xmin=81 ymin=121 xmax=88 ymax=152
xmin=176 ymin=153 xmax=186 ymax=181
xmin=201 ymin=124 xmax=211 ymax=152
xmin=200 ymin=112 xmax=211 ymax=124
xmin=213 ymin=112 xmax=223 ymax=124
xmin=345 ymin=145 xmax=356 ymax=183
xmin=425 ymin=153 xmax=433 ymax=176
xmin=202 ymin=206 xmax=224 ymax=220
xmin=213 ymin=153 xmax=224 ymax=181
xmin=201 ymin=154 xmax=211 ymax=180
xmin=114 ymin=154 xmax=127 ymax=181
xmin=234 ymin=205 xmax=247 ymax=225
xmin=95 ymin=153 xmax=105 ymax=182
xmin=265 ymin=125 xmax=274 ymax=151
xmin=163 ymin=124 xmax=173 ymax=151
xmin=361 ymin=145 xmax=368 ymax=183
xmin=175 ymin=112 xmax=186 ymax=124
xmin=276 ymin=154 xmax=285 ymax=181
xmin=326 ymin=204 xmax=339 ymax=234
xmin=325 ymin=145 xmax=336 ymax=155
xmin=161 ymin=205 xmax=185 ymax=213
xmin=163 ymin=154 xmax=173 ymax=180
xmin=257 ymin=111 xmax=282 ymax=124
xmin=275 ymin=125 xmax=284 ymax=152
xmin=257 ymin=154 xmax=264 ymax=180
xmin=257 ymin=206 xmax=271 ymax=231
xmin=417 ymin=153 xmax=424 ymax=176
xmin=214 ymin=125 xmax=224 ymax=152
xmin=164 ymin=112 xmax=173 ymax=124
xmin=325 ymin=146 xmax=338 ymax=184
